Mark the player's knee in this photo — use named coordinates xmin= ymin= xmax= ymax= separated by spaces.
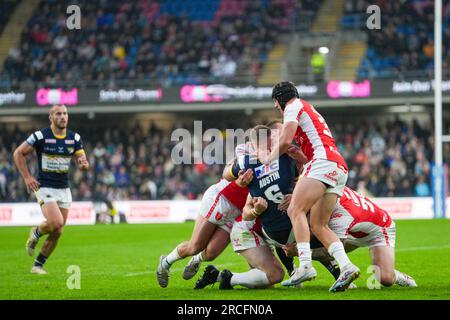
xmin=267 ymin=266 xmax=285 ymax=284
xmin=187 ymin=242 xmax=203 ymax=255
xmin=203 ymin=249 xmax=219 ymax=261
xmin=379 ymin=270 xmax=395 ymax=287
xmin=49 ymin=220 xmax=64 ymax=232
xmin=53 ymin=226 xmax=64 ymax=237
xmin=287 ymin=204 xmax=305 ymax=219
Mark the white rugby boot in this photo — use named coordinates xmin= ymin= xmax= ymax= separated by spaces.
xmin=329 ymin=263 xmax=360 ymax=292
xmin=281 ymin=264 xmax=317 ymax=287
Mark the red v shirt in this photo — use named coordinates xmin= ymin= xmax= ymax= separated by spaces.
xmin=283 ymin=99 xmax=347 ymax=170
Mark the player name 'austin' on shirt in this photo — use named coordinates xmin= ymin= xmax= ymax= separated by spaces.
xmin=231 ymin=153 xmax=297 ymax=233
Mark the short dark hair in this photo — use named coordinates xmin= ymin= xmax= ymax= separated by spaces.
xmin=271 ymin=81 xmax=299 ymax=110
xmin=265 ymin=120 xmax=282 ymax=128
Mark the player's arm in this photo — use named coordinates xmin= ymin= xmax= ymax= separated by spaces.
xmin=223 ymin=157 xmax=253 ymax=187
xmin=223 ymin=158 xmax=237 ymax=181
xmin=75 ymin=150 xmax=89 ymax=171
xmin=13 ymin=142 xmax=40 ymax=193
xmin=286 ymin=145 xmax=307 ymax=168
xmin=242 ymin=195 xmax=268 ymax=221
xmin=265 ymin=122 xmax=297 ymax=164
xmin=74 ymin=133 xmax=89 ymax=171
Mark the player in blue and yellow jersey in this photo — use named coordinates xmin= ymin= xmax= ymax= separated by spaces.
xmin=13 ymin=104 xmax=89 ymax=274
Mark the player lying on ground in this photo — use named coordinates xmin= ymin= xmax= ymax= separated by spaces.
xmin=156 ymin=168 xmax=253 ymax=288
xmin=194 ymin=195 xmax=345 ymax=290
xmin=266 ymin=82 xmax=359 ymax=292
xmin=194 ymin=125 xmax=344 ymax=289
xmin=13 ymin=104 xmax=89 ymax=274
xmin=281 ymin=186 xmax=417 ymax=288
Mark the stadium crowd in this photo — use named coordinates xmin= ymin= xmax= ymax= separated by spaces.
xmin=342 ymin=0 xmax=450 ymax=79
xmin=1 ymin=0 xmax=321 ymax=89
xmin=1 ymin=116 xmax=448 ymax=203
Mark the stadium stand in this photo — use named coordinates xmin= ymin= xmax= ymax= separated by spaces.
xmin=0 ymin=0 xmax=321 ymax=89
xmin=1 ymin=117 xmax=448 ymax=202
xmin=0 ymin=1 xmax=20 ymax=35
xmin=341 ymin=0 xmax=450 ymax=79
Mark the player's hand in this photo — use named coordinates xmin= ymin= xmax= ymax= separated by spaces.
xmin=235 ymin=169 xmax=253 ymax=187
xmin=252 ymin=197 xmax=268 ymax=215
xmin=77 ymin=156 xmax=90 ymax=171
xmin=277 ymin=194 xmax=292 ymax=211
xmin=24 ymin=176 xmax=40 ymax=193
xmin=286 ymin=145 xmax=307 ymax=163
xmin=282 ymin=243 xmax=298 ymax=258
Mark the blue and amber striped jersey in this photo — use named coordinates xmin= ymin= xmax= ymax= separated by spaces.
xmin=26 ymin=127 xmax=84 ymax=188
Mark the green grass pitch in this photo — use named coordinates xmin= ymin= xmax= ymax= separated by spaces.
xmin=1 ymin=219 xmax=450 ymax=300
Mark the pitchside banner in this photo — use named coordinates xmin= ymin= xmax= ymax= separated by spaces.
xmin=1 ymin=79 xmax=449 ymax=108
xmin=0 ymin=198 xmax=449 ymax=226
xmin=0 ymin=202 xmax=95 ymax=226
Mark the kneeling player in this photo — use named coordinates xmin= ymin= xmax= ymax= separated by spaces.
xmin=156 ymin=170 xmax=252 ymax=288
xmin=195 ymin=196 xmax=285 ymax=289
xmin=282 ymin=186 xmax=417 ymax=288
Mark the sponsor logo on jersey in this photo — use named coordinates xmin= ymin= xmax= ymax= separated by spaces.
xmin=58 ymin=147 xmax=65 ymax=153
xmin=215 ymin=212 xmax=223 ymax=221
xmin=67 ymin=147 xmax=74 ymax=154
xmin=65 ymin=140 xmax=75 ymax=145
xmin=255 ymin=160 xmax=279 ymax=179
xmin=331 ymin=212 xmax=342 ymax=219
xmin=324 ymin=172 xmax=338 ymax=182
xmin=45 ymin=139 xmax=57 ymax=144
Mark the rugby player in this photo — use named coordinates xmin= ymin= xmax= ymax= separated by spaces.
xmin=195 ymin=125 xmax=343 ymax=290
xmin=156 ymin=168 xmax=253 ymax=288
xmin=281 ymin=186 xmax=417 ymax=288
xmin=266 ymin=81 xmax=359 ymax=292
xmin=13 ymin=104 xmax=89 ymax=274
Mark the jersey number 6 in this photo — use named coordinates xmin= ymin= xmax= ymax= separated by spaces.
xmin=264 ymin=185 xmax=284 ymax=204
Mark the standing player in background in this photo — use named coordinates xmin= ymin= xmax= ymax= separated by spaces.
xmin=266 ymin=81 xmax=359 ymax=292
xmin=13 ymin=104 xmax=89 ymax=274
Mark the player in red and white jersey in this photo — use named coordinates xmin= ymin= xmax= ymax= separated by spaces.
xmin=156 ymin=170 xmax=252 ymax=288
xmin=179 ymin=124 xmax=282 ymax=284
xmin=282 ymin=187 xmax=417 ymax=288
xmin=267 ymin=81 xmax=359 ymax=292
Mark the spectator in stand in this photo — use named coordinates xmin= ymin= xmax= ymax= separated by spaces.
xmin=0 ymin=116 xmax=444 ymax=202
xmin=1 ymin=0 xmax=322 ymax=88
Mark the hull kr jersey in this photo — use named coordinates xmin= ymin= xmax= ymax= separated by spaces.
xmin=232 ymin=153 xmax=297 ymax=233
xmin=26 ymin=127 xmax=84 ymax=189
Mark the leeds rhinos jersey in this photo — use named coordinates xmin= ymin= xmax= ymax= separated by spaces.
xmin=26 ymin=127 xmax=84 ymax=189
xmin=231 ymin=153 xmax=298 ymax=233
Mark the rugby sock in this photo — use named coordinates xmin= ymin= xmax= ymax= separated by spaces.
xmin=320 ymin=259 xmax=341 ymax=280
xmin=33 ymin=253 xmax=48 ymax=267
xmin=296 ymin=242 xmax=312 ymax=265
xmin=275 ymin=246 xmax=295 ymax=275
xmin=328 ymin=242 xmax=351 ymax=269
xmin=230 ymin=269 xmax=270 ymax=289
xmin=163 ymin=247 xmax=182 ymax=269
xmin=192 ymin=251 xmax=205 ymax=263
xmin=33 ymin=227 xmax=42 ymax=240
